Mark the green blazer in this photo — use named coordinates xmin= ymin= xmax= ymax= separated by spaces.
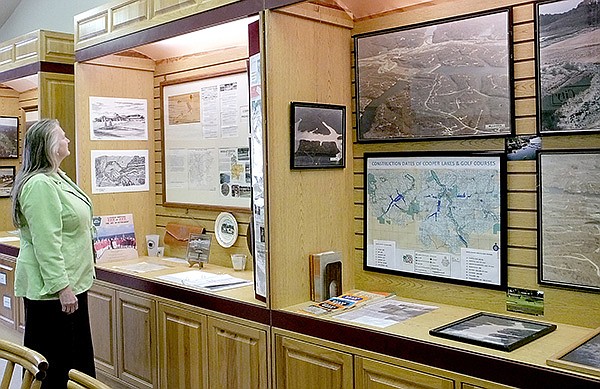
xmin=15 ymin=171 xmax=95 ymax=300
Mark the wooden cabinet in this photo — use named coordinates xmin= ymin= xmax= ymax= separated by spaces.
xmin=275 ymin=335 xmax=353 ymax=389
xmin=208 ymin=316 xmax=269 ymax=389
xmin=88 ymin=284 xmax=157 ymax=389
xmin=355 ymin=357 xmax=454 ymax=389
xmin=158 ymin=302 xmax=208 ymax=389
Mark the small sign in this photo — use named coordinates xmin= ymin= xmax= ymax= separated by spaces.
xmin=0 ymin=272 xmax=6 ymax=285
xmin=3 ymin=295 xmax=11 ymax=310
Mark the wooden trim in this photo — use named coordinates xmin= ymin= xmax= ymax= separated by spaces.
xmin=0 ymin=62 xmax=74 ymax=84
xmin=0 ymin=243 xmax=18 ymax=258
xmin=76 ymin=0 xmax=264 ymax=63
xmin=271 ymin=310 xmax=599 ymax=389
xmin=95 ymin=267 xmax=270 ymax=325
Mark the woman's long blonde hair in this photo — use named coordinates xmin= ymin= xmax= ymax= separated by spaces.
xmin=10 ymin=119 xmax=63 ymax=227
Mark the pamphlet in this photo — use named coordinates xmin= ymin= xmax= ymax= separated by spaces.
xmin=93 ymin=214 xmax=138 ymax=263
xmin=299 ymin=289 xmax=394 ymax=316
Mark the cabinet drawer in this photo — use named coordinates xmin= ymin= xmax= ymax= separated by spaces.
xmin=355 ymin=356 xmax=455 ymax=389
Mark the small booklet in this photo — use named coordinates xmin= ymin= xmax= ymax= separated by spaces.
xmin=299 ymin=289 xmax=395 ymax=316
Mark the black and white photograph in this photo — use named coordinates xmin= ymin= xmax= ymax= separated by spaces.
xmin=290 ymin=102 xmax=345 ymax=169
xmin=429 ymin=312 xmax=557 ymax=351
xmin=355 ymin=9 xmax=512 ymax=142
xmin=537 ymin=0 xmax=600 ymax=134
xmin=548 ymin=327 xmax=600 ymax=377
xmin=91 ymin=149 xmax=149 ymax=194
xmin=0 ymin=166 xmax=15 ymax=197
xmin=0 ymin=116 xmax=18 ymax=158
xmin=538 ymin=150 xmax=600 ymax=292
xmin=186 ymin=233 xmax=212 ymax=264
xmin=90 ymin=96 xmax=148 ymax=140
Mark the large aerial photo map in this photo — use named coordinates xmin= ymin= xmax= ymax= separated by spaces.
xmin=364 ymin=153 xmax=504 ymax=288
xmin=538 ymin=0 xmax=600 ymax=133
xmin=355 ymin=10 xmax=511 ymax=141
xmin=539 ymin=151 xmax=600 ymax=291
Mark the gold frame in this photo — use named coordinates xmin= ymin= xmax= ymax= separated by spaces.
xmin=547 ymin=326 xmax=600 ymax=377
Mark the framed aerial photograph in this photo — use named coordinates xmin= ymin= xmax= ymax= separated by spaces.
xmin=290 ymin=102 xmax=345 ymax=169
xmin=364 ymin=152 xmax=506 ymax=289
xmin=0 ymin=116 xmax=19 ymax=158
xmin=538 ymin=150 xmax=600 ymax=292
xmin=354 ymin=9 xmax=512 ymax=142
xmin=0 ymin=166 xmax=15 ymax=197
xmin=536 ymin=0 xmax=600 ymax=134
xmin=430 ymin=312 xmax=557 ymax=352
xmin=547 ymin=327 xmax=600 ymax=377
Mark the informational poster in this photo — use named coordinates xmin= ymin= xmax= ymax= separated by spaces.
xmin=364 ymin=152 xmax=506 ymax=289
xmin=162 ymin=72 xmax=250 ymax=209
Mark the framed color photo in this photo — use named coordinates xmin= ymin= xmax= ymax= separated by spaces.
xmin=547 ymin=327 xmax=600 ymax=377
xmin=364 ymin=152 xmax=506 ymax=290
xmin=536 ymin=0 xmax=600 ymax=134
xmin=0 ymin=116 xmax=19 ymax=158
xmin=0 ymin=166 xmax=15 ymax=197
xmin=538 ymin=150 xmax=600 ymax=292
xmin=355 ymin=9 xmax=512 ymax=142
xmin=290 ymin=102 xmax=345 ymax=169
xmin=430 ymin=312 xmax=557 ymax=352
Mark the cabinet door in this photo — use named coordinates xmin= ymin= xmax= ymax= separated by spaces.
xmin=275 ymin=335 xmax=353 ymax=389
xmin=89 ymin=283 xmax=117 ymax=376
xmin=0 ymin=255 xmax=15 ymax=329
xmin=208 ymin=317 xmax=269 ymax=389
xmin=158 ymin=302 xmax=208 ymax=389
xmin=116 ymin=291 xmax=157 ymax=389
xmin=355 ymin=357 xmax=454 ymax=389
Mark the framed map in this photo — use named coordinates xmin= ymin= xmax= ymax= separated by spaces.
xmin=538 ymin=150 xmax=600 ymax=292
xmin=364 ymin=152 xmax=506 ymax=289
xmin=161 ymin=71 xmax=251 ymax=210
xmin=355 ymin=9 xmax=513 ymax=142
xmin=536 ymin=0 xmax=600 ymax=134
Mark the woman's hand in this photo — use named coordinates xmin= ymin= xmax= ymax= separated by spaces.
xmin=58 ymin=286 xmax=78 ymax=314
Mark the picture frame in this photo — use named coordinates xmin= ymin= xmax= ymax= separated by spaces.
xmin=429 ymin=312 xmax=557 ymax=352
xmin=547 ymin=327 xmax=600 ymax=377
xmin=0 ymin=166 xmax=15 ymax=197
xmin=354 ymin=9 xmax=513 ymax=142
xmin=537 ymin=149 xmax=600 ymax=292
xmin=290 ymin=102 xmax=346 ymax=169
xmin=536 ymin=0 xmax=600 ymax=135
xmin=364 ymin=151 xmax=507 ymax=290
xmin=160 ymin=70 xmax=251 ymax=211
xmin=0 ymin=116 xmax=19 ymax=158
xmin=186 ymin=233 xmax=212 ymax=267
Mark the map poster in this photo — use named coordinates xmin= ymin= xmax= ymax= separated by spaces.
xmin=537 ymin=0 xmax=600 ymax=134
xmin=354 ymin=9 xmax=512 ymax=142
xmin=364 ymin=152 xmax=506 ymax=289
xmin=538 ymin=150 xmax=600 ymax=292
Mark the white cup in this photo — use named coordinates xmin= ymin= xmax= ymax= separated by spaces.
xmin=231 ymin=254 xmax=247 ymax=271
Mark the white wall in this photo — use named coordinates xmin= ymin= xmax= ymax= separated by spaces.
xmin=0 ymin=0 xmax=108 ymax=41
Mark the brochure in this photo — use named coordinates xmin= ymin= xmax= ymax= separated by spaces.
xmin=299 ymin=289 xmax=395 ymax=316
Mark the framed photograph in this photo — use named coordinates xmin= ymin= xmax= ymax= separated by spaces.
xmin=364 ymin=152 xmax=506 ymax=289
xmin=430 ymin=312 xmax=557 ymax=352
xmin=354 ymin=9 xmax=512 ymax=142
xmin=538 ymin=149 xmax=600 ymax=292
xmin=91 ymin=149 xmax=149 ymax=194
xmin=290 ymin=102 xmax=345 ymax=169
xmin=0 ymin=116 xmax=19 ymax=158
xmin=186 ymin=233 xmax=212 ymax=266
xmin=536 ymin=0 xmax=600 ymax=134
xmin=161 ymin=71 xmax=251 ymax=210
xmin=0 ymin=166 xmax=15 ymax=197
xmin=547 ymin=327 xmax=600 ymax=377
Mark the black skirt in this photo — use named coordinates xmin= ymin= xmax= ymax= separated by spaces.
xmin=23 ymin=292 xmax=96 ymax=389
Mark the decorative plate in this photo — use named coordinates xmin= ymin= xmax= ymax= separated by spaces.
xmin=214 ymin=212 xmax=238 ymax=248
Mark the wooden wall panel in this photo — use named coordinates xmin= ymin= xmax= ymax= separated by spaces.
xmin=152 ymin=47 xmax=252 ymax=269
xmin=350 ymin=0 xmax=600 ymax=328
xmin=75 ymin=59 xmax=157 ymax=249
xmin=265 ymin=5 xmax=354 ymax=309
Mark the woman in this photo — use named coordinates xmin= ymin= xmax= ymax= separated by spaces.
xmin=10 ymin=119 xmax=96 ymax=388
